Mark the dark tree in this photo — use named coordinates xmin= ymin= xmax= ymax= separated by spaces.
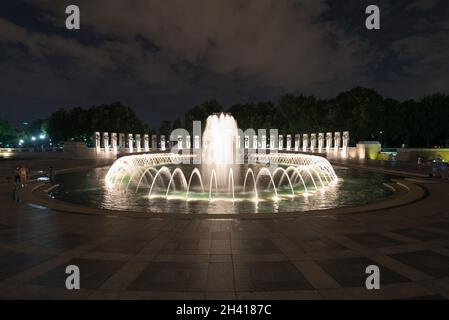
xmin=0 ymin=116 xmax=17 ymax=146
xmin=41 ymin=88 xmax=449 ymax=148
xmin=47 ymin=102 xmax=149 ymax=144
xmin=158 ymin=120 xmax=172 ymax=137
xmin=184 ymin=100 xmax=223 ymax=133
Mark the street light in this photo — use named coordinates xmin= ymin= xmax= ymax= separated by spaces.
xmin=31 ymin=136 xmax=37 ymax=141
xmin=39 ymin=134 xmax=46 ymax=140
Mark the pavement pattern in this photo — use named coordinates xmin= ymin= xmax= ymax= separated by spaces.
xmin=0 ymin=158 xmax=448 ymax=300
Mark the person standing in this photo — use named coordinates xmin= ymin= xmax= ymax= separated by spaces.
xmin=19 ymin=166 xmax=28 ymax=186
xmin=438 ymin=161 xmax=447 ymax=180
xmin=12 ymin=183 xmax=20 ymax=202
xmin=48 ymin=166 xmax=54 ymax=183
xmin=443 ymin=162 xmax=449 ymax=181
xmin=14 ymin=166 xmax=21 ymax=184
xmin=12 ymin=166 xmax=21 ymax=202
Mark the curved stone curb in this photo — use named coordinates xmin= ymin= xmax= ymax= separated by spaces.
xmin=330 ymin=161 xmax=430 ymax=178
xmin=19 ymin=177 xmax=427 ymax=220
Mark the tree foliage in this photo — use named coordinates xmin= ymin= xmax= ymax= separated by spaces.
xmin=0 ymin=116 xmax=17 ymax=146
xmin=43 ymin=88 xmax=449 ymax=148
xmin=47 ymin=102 xmax=149 ymax=145
xmin=181 ymin=87 xmax=449 ymax=148
xmin=183 ymin=100 xmax=223 ymax=133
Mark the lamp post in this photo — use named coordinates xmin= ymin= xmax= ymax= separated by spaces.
xmin=39 ymin=134 xmax=46 ymax=150
xmin=31 ymin=136 xmax=37 ymax=151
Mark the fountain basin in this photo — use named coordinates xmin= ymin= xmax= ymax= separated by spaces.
xmin=50 ymin=153 xmax=394 ymax=214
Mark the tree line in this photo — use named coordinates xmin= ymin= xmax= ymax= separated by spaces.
xmin=46 ymin=102 xmax=150 ymax=146
xmin=0 ymin=102 xmax=149 ymax=148
xmin=1 ymin=87 xmax=448 ymax=148
xmin=174 ymin=87 xmax=449 ymax=148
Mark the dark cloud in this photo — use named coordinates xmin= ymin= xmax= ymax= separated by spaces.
xmin=0 ymin=0 xmax=448 ymax=127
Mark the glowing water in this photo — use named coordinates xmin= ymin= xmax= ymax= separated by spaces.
xmin=104 ymin=113 xmax=339 ymax=204
xmin=105 ymin=152 xmax=338 ymax=202
xmin=202 ymin=113 xmax=239 ymax=189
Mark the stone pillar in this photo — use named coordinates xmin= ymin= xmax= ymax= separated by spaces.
xmin=111 ymin=133 xmax=117 ymax=154
xmin=261 ymin=135 xmax=266 ymax=150
xmin=186 ymin=136 xmax=191 ymax=149
xmin=310 ymin=133 xmax=317 ymax=152
xmin=119 ymin=133 xmax=125 ymax=153
xmin=160 ymin=135 xmax=166 ymax=151
xmin=253 ymin=135 xmax=258 ymax=150
xmin=302 ymin=134 xmax=309 ymax=152
xmin=356 ymin=141 xmax=381 ymax=160
xmin=278 ymin=135 xmax=284 ymax=151
xmin=318 ymin=133 xmax=324 ymax=153
xmin=334 ymin=132 xmax=341 ymax=152
xmin=169 ymin=134 xmax=174 ymax=149
xmin=270 ymin=135 xmax=276 ymax=150
xmin=151 ymin=135 xmax=157 ymax=150
xmin=285 ymin=134 xmax=291 ymax=151
xmin=194 ymin=135 xmax=200 ymax=149
xmin=103 ymin=132 xmax=109 ymax=152
xmin=177 ymin=135 xmax=183 ymax=150
xmin=144 ymin=134 xmax=149 ymax=152
xmin=295 ymin=134 xmax=301 ymax=151
xmin=136 ymin=134 xmax=141 ymax=153
xmin=343 ymin=131 xmax=350 ymax=153
xmin=326 ymin=132 xmax=333 ymax=152
xmin=128 ymin=134 xmax=134 ymax=153
xmin=94 ymin=132 xmax=101 ymax=153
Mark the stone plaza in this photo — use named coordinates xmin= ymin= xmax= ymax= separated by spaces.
xmin=0 ymin=156 xmax=448 ymax=300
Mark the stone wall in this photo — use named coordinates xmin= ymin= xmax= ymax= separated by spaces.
xmin=397 ymin=148 xmax=449 ymax=162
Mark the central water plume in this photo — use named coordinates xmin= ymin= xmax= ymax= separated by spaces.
xmin=201 ymin=113 xmax=239 ymax=189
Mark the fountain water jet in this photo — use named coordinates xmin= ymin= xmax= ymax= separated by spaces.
xmin=202 ymin=113 xmax=239 ymax=189
xmin=104 ymin=113 xmax=339 ymax=205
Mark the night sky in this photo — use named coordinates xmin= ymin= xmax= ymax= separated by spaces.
xmin=1 ymin=0 xmax=448 ymax=128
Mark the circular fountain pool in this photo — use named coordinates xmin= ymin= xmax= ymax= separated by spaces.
xmin=48 ymin=113 xmax=394 ymax=215
xmin=50 ymin=160 xmax=393 ymax=215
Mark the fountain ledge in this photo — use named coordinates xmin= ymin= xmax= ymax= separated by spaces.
xmin=19 ymin=178 xmax=427 ymax=220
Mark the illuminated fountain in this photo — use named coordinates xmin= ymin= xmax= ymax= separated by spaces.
xmin=105 ymin=113 xmax=338 ymax=204
xmin=201 ymin=113 xmax=239 ymax=189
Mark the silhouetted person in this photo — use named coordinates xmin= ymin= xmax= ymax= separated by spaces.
xmin=441 ymin=162 xmax=448 ymax=180
xmin=14 ymin=166 xmax=21 ymax=184
xmin=12 ymin=166 xmax=22 ymax=202
xmin=12 ymin=184 xmax=20 ymax=202
xmin=417 ymin=157 xmax=423 ymax=166
xmin=48 ymin=166 xmax=54 ymax=183
xmin=19 ymin=166 xmax=28 ymax=186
